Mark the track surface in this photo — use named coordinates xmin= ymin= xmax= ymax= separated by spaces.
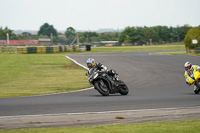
xmin=0 ymin=52 xmax=200 ymax=117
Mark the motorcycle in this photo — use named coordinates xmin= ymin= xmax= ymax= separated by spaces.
xmin=86 ymin=68 xmax=129 ymax=96
xmin=188 ymin=69 xmax=200 ymax=94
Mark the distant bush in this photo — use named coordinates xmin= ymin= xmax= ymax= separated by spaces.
xmin=184 ymin=27 xmax=200 ymax=49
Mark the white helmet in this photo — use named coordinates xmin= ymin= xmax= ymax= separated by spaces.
xmin=184 ymin=61 xmax=192 ymax=71
xmin=86 ymin=58 xmax=95 ymax=68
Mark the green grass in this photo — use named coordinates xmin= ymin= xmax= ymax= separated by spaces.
xmin=154 ymin=51 xmax=200 ymax=56
xmin=0 ymin=54 xmax=90 ymax=97
xmin=91 ymin=44 xmax=185 ymax=52
xmin=154 ymin=51 xmax=187 ymax=55
xmin=1 ymin=120 xmax=200 ymax=133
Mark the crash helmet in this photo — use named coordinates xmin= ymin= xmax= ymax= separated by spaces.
xmin=86 ymin=58 xmax=95 ymax=68
xmin=184 ymin=61 xmax=192 ymax=71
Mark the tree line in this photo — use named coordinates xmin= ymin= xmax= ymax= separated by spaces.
xmin=119 ymin=25 xmax=192 ymax=45
xmin=0 ymin=23 xmax=193 ymax=45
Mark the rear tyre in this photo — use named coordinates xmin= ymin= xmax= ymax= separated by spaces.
xmin=195 ymin=80 xmax=200 ymax=88
xmin=194 ymin=89 xmax=200 ymax=94
xmin=194 ymin=80 xmax=200 ymax=94
xmin=94 ymin=81 xmax=109 ymax=96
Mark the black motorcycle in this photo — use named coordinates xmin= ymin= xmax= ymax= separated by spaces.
xmin=86 ymin=68 xmax=129 ymax=96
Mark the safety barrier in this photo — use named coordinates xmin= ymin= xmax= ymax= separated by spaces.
xmin=0 ymin=46 xmax=16 ymax=54
xmin=16 ymin=46 xmax=61 ymax=54
xmin=0 ymin=45 xmax=89 ymax=54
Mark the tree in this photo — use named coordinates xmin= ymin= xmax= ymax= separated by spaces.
xmin=178 ymin=24 xmax=192 ymax=41
xmin=119 ymin=27 xmax=136 ymax=45
xmin=184 ymin=27 xmax=200 ymax=49
xmin=65 ymin=27 xmax=76 ymax=44
xmin=65 ymin=27 xmax=76 ymax=38
xmin=144 ymin=27 xmax=159 ymax=44
xmin=38 ymin=23 xmax=58 ymax=37
xmin=0 ymin=27 xmax=17 ymax=40
xmin=134 ymin=27 xmax=146 ymax=45
xmin=78 ymin=31 xmax=98 ymax=43
xmin=153 ymin=26 xmax=170 ymax=43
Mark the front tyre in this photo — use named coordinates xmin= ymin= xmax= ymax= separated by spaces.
xmin=118 ymin=81 xmax=129 ymax=95
xmin=94 ymin=81 xmax=109 ymax=96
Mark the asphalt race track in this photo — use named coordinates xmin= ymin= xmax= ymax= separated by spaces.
xmin=0 ymin=52 xmax=200 ymax=128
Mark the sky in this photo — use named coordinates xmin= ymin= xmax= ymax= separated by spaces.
xmin=0 ymin=0 xmax=200 ymax=31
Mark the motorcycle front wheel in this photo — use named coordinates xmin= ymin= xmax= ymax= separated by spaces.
xmin=118 ymin=81 xmax=129 ymax=95
xmin=94 ymin=81 xmax=109 ymax=96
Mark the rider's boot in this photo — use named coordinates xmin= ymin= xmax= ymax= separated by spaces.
xmin=194 ymin=85 xmax=200 ymax=94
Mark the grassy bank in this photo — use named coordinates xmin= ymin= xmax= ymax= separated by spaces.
xmin=0 ymin=54 xmax=90 ymax=97
xmin=91 ymin=44 xmax=185 ymax=52
xmin=154 ymin=51 xmax=200 ymax=56
xmin=1 ymin=120 xmax=200 ymax=133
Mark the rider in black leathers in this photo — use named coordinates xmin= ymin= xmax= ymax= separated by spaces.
xmin=86 ymin=58 xmax=119 ymax=86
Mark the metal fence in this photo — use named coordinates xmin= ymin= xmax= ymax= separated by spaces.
xmin=186 ymin=46 xmax=200 ymax=54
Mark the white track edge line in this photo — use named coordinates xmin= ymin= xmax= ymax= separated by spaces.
xmin=66 ymin=55 xmax=89 ymax=70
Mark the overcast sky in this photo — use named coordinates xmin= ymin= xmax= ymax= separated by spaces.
xmin=0 ymin=0 xmax=200 ymax=31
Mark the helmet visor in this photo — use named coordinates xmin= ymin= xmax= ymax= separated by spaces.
xmin=87 ymin=63 xmax=92 ymax=68
xmin=185 ymin=66 xmax=191 ymax=71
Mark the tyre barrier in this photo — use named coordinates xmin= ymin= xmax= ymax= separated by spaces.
xmin=0 ymin=46 xmax=17 ymax=54
xmin=16 ymin=46 xmax=61 ymax=54
xmin=1 ymin=45 xmax=89 ymax=54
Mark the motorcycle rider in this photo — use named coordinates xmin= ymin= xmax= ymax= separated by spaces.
xmin=184 ymin=61 xmax=200 ymax=93
xmin=86 ymin=58 xmax=119 ymax=85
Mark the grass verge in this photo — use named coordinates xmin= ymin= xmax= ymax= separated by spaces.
xmin=91 ymin=44 xmax=185 ymax=52
xmin=0 ymin=54 xmax=90 ymax=97
xmin=1 ymin=120 xmax=200 ymax=133
xmin=154 ymin=51 xmax=200 ymax=56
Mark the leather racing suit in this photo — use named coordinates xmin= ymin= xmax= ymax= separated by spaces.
xmin=88 ymin=63 xmax=119 ymax=87
xmin=184 ymin=65 xmax=200 ymax=91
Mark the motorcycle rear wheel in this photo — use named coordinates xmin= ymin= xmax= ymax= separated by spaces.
xmin=194 ymin=80 xmax=200 ymax=94
xmin=195 ymin=79 xmax=200 ymax=88
xmin=94 ymin=81 xmax=109 ymax=96
xmin=194 ymin=89 xmax=200 ymax=94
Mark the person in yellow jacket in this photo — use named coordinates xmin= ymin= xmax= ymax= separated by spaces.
xmin=184 ymin=61 xmax=200 ymax=94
